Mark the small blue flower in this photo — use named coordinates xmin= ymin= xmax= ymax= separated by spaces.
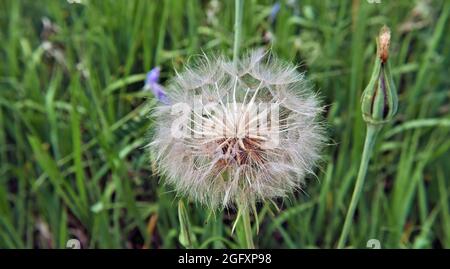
xmin=145 ymin=67 xmax=161 ymax=85
xmin=150 ymin=83 xmax=170 ymax=105
xmin=144 ymin=67 xmax=170 ymax=105
xmin=269 ymin=2 xmax=281 ymax=23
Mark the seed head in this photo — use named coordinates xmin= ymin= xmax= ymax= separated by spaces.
xmin=149 ymin=50 xmax=325 ymax=209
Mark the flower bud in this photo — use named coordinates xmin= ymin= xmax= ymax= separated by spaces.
xmin=361 ymin=26 xmax=398 ymax=125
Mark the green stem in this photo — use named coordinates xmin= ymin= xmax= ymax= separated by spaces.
xmin=232 ymin=0 xmax=254 ymax=249
xmin=240 ymin=206 xmax=255 ymax=249
xmin=233 ymin=0 xmax=244 ymax=65
xmin=234 ymin=204 xmax=255 ymax=248
xmin=337 ymin=124 xmax=381 ymax=248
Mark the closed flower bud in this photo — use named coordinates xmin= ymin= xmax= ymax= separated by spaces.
xmin=361 ymin=26 xmax=398 ymax=125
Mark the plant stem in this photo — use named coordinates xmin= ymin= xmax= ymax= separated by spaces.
xmin=240 ymin=205 xmax=255 ymax=249
xmin=233 ymin=0 xmax=244 ymax=65
xmin=236 ymin=204 xmax=255 ymax=249
xmin=232 ymin=0 xmax=254 ymax=249
xmin=337 ymin=124 xmax=381 ymax=248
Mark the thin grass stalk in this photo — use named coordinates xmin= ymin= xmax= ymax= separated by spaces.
xmin=233 ymin=0 xmax=244 ymax=65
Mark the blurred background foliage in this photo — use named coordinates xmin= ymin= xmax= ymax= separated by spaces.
xmin=0 ymin=0 xmax=449 ymax=248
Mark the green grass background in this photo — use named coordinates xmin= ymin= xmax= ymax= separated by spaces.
xmin=0 ymin=0 xmax=449 ymax=249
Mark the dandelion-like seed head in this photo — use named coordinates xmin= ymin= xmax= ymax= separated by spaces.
xmin=149 ymin=50 xmax=325 ymax=209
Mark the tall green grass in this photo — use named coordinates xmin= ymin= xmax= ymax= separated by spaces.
xmin=0 ymin=0 xmax=449 ymax=248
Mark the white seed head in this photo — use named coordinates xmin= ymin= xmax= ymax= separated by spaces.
xmin=149 ymin=50 xmax=325 ymax=209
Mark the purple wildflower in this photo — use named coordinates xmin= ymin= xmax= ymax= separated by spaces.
xmin=145 ymin=67 xmax=161 ymax=85
xmin=144 ymin=67 xmax=170 ymax=105
xmin=269 ymin=2 xmax=281 ymax=23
